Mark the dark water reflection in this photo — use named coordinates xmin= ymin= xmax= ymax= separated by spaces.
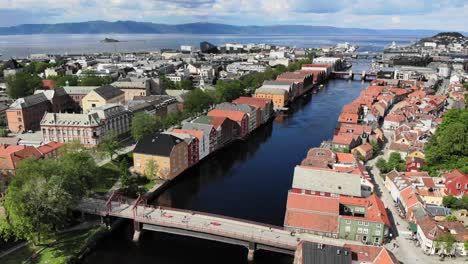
xmin=83 ymin=63 xmax=370 ymax=264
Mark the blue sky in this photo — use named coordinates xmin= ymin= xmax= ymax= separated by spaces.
xmin=0 ymin=0 xmax=467 ymax=31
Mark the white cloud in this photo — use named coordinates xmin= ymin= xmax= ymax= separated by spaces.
xmin=0 ymin=0 xmax=466 ymax=31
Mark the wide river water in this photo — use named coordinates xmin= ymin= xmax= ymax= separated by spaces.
xmin=0 ymin=33 xmax=423 ymax=58
xmin=82 ymin=60 xmax=371 ymax=264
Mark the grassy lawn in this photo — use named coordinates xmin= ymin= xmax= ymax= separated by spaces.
xmin=91 ymin=162 xmax=120 ymax=194
xmin=1 ymin=227 xmax=105 ymax=264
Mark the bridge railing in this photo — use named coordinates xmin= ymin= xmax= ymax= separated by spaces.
xmin=130 ymin=213 xmax=297 ymax=249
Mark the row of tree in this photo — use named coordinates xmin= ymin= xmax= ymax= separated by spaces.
xmin=5 ymin=69 xmax=114 ymax=99
xmin=442 ymin=194 xmax=468 ymax=210
xmin=424 ymin=108 xmax=468 ymax=176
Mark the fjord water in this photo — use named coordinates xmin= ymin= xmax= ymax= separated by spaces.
xmin=83 ymin=60 xmax=371 ymax=264
xmin=0 ymin=34 xmax=420 ymax=57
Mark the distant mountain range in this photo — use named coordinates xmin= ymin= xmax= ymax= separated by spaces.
xmin=0 ymin=21 xmax=448 ymax=36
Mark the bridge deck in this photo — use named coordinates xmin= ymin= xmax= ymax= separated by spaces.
xmin=77 ymin=198 xmax=298 ymax=251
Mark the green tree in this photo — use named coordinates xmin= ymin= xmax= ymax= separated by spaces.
xmin=159 ymin=75 xmax=176 ymax=90
xmin=424 ymin=108 xmax=468 ymax=175
xmin=98 ymin=131 xmax=122 ymax=161
xmin=119 ymin=159 xmax=130 ymax=190
xmin=24 ymin=61 xmax=51 ymax=75
xmin=144 ymin=160 xmax=158 ymax=179
xmin=369 ymin=140 xmax=380 ymax=153
xmin=184 ymin=89 xmax=214 ymax=114
xmin=131 ymin=112 xmax=163 ymax=141
xmin=51 ymin=75 xmax=79 ymax=86
xmin=464 ymin=240 xmax=468 ymax=252
xmin=177 ymin=79 xmax=193 ymax=90
xmin=435 ymin=233 xmax=457 ymax=254
xmin=6 ymin=72 xmax=42 ymax=99
xmin=0 ymin=128 xmax=8 ymax=137
xmin=376 ymin=158 xmax=388 ymax=173
xmin=162 ymin=112 xmax=181 ymax=129
xmin=0 ymin=149 xmax=96 ymax=244
xmin=444 ymin=215 xmax=457 ymax=222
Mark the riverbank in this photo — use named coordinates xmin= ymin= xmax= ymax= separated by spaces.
xmin=1 ymin=224 xmax=106 ymax=264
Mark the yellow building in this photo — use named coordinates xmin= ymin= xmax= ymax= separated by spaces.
xmin=81 ymin=85 xmax=125 ymax=112
xmin=408 ymin=150 xmax=425 ymax=160
xmin=254 ymin=87 xmax=289 ymax=109
xmin=133 ymin=133 xmax=188 ymax=180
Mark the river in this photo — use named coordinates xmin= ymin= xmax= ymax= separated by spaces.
xmin=82 ymin=60 xmax=371 ymax=264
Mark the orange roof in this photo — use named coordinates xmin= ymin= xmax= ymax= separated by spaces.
xmin=207 ymin=109 xmax=247 ymax=123
xmin=358 ymin=143 xmax=373 ymax=153
xmin=0 ymin=145 xmax=43 ymax=171
xmin=385 ymin=114 xmax=406 ymax=123
xmin=344 ymin=244 xmax=384 ymax=262
xmin=38 ymin=142 xmax=64 ymax=155
xmin=333 ymin=134 xmax=357 ymax=145
xmin=374 ymin=248 xmax=399 ymax=264
xmin=400 ymin=187 xmax=420 ymax=210
xmin=286 ymin=192 xmax=339 ymax=214
xmin=340 ymin=194 xmax=390 ymax=225
xmin=210 ymin=116 xmax=228 ymax=129
xmin=338 ymin=113 xmax=358 ymax=124
xmin=172 ymin=129 xmax=204 ymax=141
xmin=336 ymin=153 xmax=357 ymax=164
xmin=284 ymin=210 xmax=338 ymax=233
xmin=232 ymin=96 xmax=271 ymax=110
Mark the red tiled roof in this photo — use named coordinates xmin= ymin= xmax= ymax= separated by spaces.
xmin=210 ymin=116 xmax=228 ymax=129
xmin=37 ymin=142 xmax=64 ymax=155
xmin=232 ymin=97 xmax=271 ymax=110
xmin=333 ymin=134 xmax=357 ymax=145
xmin=338 ymin=113 xmax=359 ymax=124
xmin=442 ymin=169 xmax=467 ymax=182
xmin=284 ymin=210 xmax=338 ymax=233
xmin=400 ymin=187 xmax=420 ymax=210
xmin=385 ymin=114 xmax=406 ymax=123
xmin=340 ymin=194 xmax=390 ymax=225
xmin=343 ymin=244 xmax=385 ymax=263
xmin=336 ymin=153 xmax=357 ymax=164
xmin=286 ymin=192 xmax=340 ymax=214
xmin=208 ymin=109 xmax=247 ymax=123
xmin=172 ymin=129 xmax=204 ymax=141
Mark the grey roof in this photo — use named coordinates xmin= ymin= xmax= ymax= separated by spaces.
xmin=182 ymin=122 xmax=214 ymax=135
xmin=425 ymin=205 xmax=451 ymax=217
xmin=34 ymin=87 xmax=67 ymax=101
xmin=93 ymin=85 xmax=124 ymax=100
xmin=9 ymin=93 xmax=49 ymax=109
xmin=301 ymin=241 xmax=352 ymax=264
xmin=263 ymin=80 xmax=294 ymax=86
xmin=89 ymin=104 xmax=128 ymax=119
xmin=215 ymin=102 xmax=254 ymax=113
xmin=164 ymin=89 xmax=189 ymax=102
xmin=292 ymin=166 xmax=362 ymax=197
xmin=112 ymin=79 xmax=148 ymax=89
xmin=255 ymin=87 xmax=287 ymax=95
xmin=412 ymin=207 xmax=428 ymax=221
xmin=63 ymin=86 xmax=99 ymax=95
xmin=134 ymin=133 xmax=184 ymax=157
xmin=41 ymin=112 xmax=101 ymax=127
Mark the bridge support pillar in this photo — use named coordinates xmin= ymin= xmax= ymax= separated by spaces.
xmin=247 ymin=242 xmax=256 ymax=262
xmin=133 ymin=221 xmax=142 ymax=242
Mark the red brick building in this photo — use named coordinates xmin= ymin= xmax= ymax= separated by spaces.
xmin=207 ymin=109 xmax=249 ymax=137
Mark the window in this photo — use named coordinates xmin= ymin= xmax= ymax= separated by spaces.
xmin=345 ymin=220 xmax=351 ymax=224
xmin=376 ymin=223 xmax=382 ymax=228
xmin=364 ymin=222 xmax=369 ymax=226
xmin=465 ymin=184 xmax=468 ymax=190
xmin=375 ymin=237 xmax=380 ymax=244
xmin=457 ymin=183 xmax=462 ymax=189
xmin=357 ymin=228 xmax=362 ymax=234
xmin=358 ymin=221 xmax=363 ymax=225
xmin=375 ymin=229 xmax=381 ymax=236
xmin=363 ymin=229 xmax=368 ymax=234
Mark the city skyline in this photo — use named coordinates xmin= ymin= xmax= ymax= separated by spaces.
xmin=0 ymin=0 xmax=467 ymax=31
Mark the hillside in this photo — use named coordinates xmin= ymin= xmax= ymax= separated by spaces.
xmin=0 ymin=21 xmax=443 ymax=36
